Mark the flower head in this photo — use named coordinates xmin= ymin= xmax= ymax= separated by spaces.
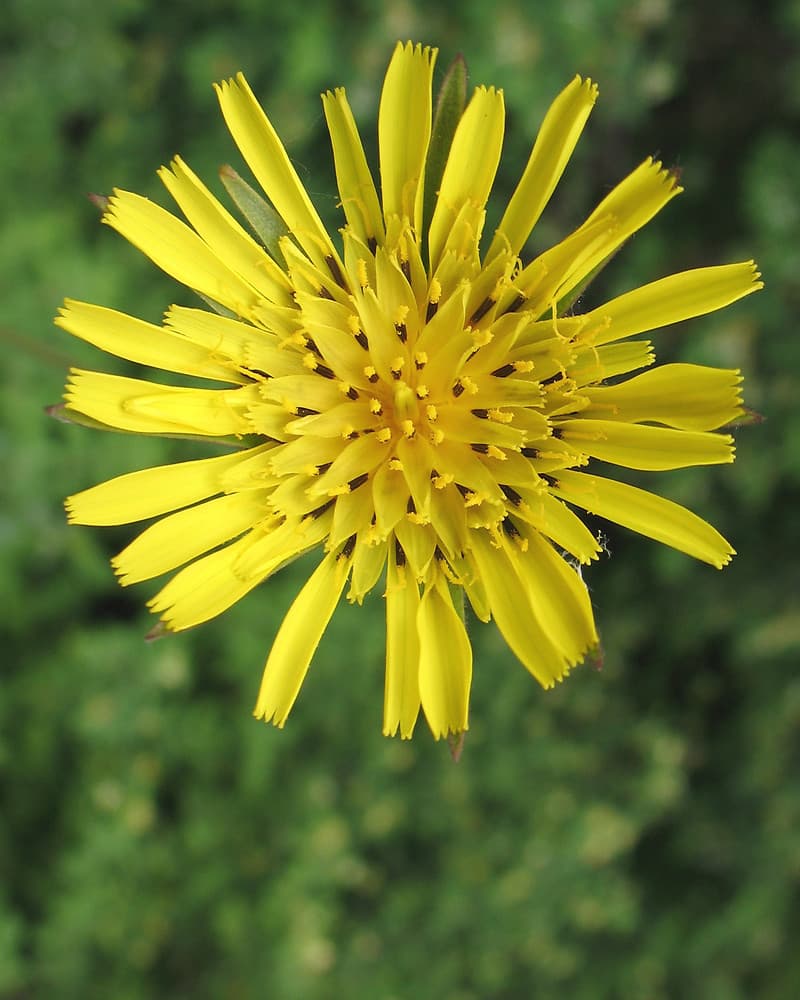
xmin=58 ymin=42 xmax=762 ymax=740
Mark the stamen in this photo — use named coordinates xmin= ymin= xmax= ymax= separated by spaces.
xmin=500 ymin=484 xmax=523 ymax=506
xmin=489 ymin=408 xmax=514 ymax=424
xmin=339 ymin=533 xmax=357 ymax=559
xmin=505 ymin=292 xmax=527 ymax=314
xmin=400 ymin=419 xmax=415 ymax=438
xmin=318 ymin=285 xmax=334 ymax=301
xmin=326 ymin=254 xmax=347 ymax=289
xmin=390 ymin=356 xmax=405 ymax=379
xmin=355 ymin=331 xmax=369 ymax=350
xmin=471 ymin=408 xmax=489 ymax=419
xmin=414 ymin=351 xmax=428 ymax=370
xmin=294 ymin=406 xmax=319 ymax=417
xmin=452 ymin=379 xmax=465 ymax=398
xmin=521 ymin=446 xmax=540 ymax=458
xmin=491 ymin=363 xmax=515 ymax=378
xmin=425 ymin=404 xmax=438 ymax=422
xmin=369 ymin=398 xmax=383 ymax=415
xmin=315 ymin=363 xmax=336 ymax=380
xmin=416 ymin=385 xmax=429 ymax=399
xmin=469 ymin=297 xmax=495 ymax=325
xmin=501 ymin=516 xmax=528 ymax=550
xmin=348 ymin=472 xmax=369 ymax=491
xmin=309 ymin=498 xmax=335 ymax=519
xmin=471 ymin=442 xmax=489 ymax=454
xmin=364 ymin=366 xmax=379 ymax=383
xmin=395 ymin=538 xmax=406 ymax=566
xmin=341 ymin=383 xmax=360 ymax=400
xmin=394 ymin=305 xmax=409 ymax=343
xmin=356 ymin=258 xmax=369 ymax=289
xmin=305 ymin=336 xmax=322 ymax=357
xmin=376 ymin=428 xmax=392 ymax=443
xmin=366 ymin=236 xmax=377 ymax=254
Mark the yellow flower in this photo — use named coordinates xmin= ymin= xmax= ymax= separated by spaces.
xmin=58 ymin=42 xmax=762 ymax=740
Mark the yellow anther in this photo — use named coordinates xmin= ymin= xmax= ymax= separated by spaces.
xmin=425 ymin=403 xmax=438 ymax=422
xmin=430 ymin=427 xmax=445 ymax=445
xmin=328 ymin=484 xmax=351 ymax=497
xmin=390 ymin=356 xmax=406 ymax=374
xmin=347 ymin=314 xmax=361 ymax=334
xmin=489 ymin=408 xmax=514 ymax=423
xmin=414 ymin=351 xmax=428 ymax=369
xmin=461 ymin=375 xmax=479 ymax=395
xmin=369 ymin=397 xmax=383 ymax=414
xmin=394 ymin=304 xmax=409 ymax=326
xmin=416 ymin=384 xmax=429 ymax=399
xmin=400 ymin=419 xmax=415 ymax=438
xmin=341 ymin=424 xmax=355 ymax=439
xmin=514 ymin=360 xmax=535 ymax=374
xmin=428 ymin=278 xmax=442 ymax=304
xmin=472 ymin=328 xmax=493 ymax=348
xmin=388 ymin=458 xmax=403 ymax=471
xmin=303 ymin=464 xmax=320 ymax=477
xmin=486 ymin=445 xmax=507 ymax=461
xmin=464 ymin=491 xmax=482 ymax=508
xmin=363 ymin=365 xmax=378 ymax=382
xmin=432 ymin=472 xmax=453 ymax=489
xmin=376 ymin=427 xmax=392 ymax=443
xmin=302 ymin=353 xmax=318 ymax=370
xmin=356 ymin=258 xmax=369 ymax=289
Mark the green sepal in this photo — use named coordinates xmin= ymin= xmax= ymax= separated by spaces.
xmin=196 ymin=293 xmax=237 ymax=318
xmin=422 ymin=53 xmax=468 ymax=245
xmin=219 ymin=164 xmax=289 ymax=261
xmin=556 ymin=243 xmax=625 ymax=317
xmin=724 ymin=408 xmax=765 ymax=429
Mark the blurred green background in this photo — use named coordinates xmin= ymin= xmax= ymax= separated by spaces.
xmin=2 ymin=0 xmax=798 ymax=997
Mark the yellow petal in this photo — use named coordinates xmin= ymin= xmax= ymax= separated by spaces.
xmin=521 ymin=158 xmax=682 ymax=315
xmin=511 ymin=526 xmax=598 ymax=663
xmin=372 ymin=462 xmax=410 ymax=538
xmin=349 ymin=535 xmax=388 ymax=603
xmin=254 ymin=553 xmax=348 ymax=726
xmin=581 ymin=363 xmax=744 ymax=430
xmin=148 ymin=532 xmax=270 ymax=631
xmin=550 ymin=470 xmax=735 ymax=568
xmin=159 ymin=156 xmax=293 ymax=305
xmin=214 ymin=73 xmax=336 ymax=267
xmin=469 ymin=530 xmax=569 ymax=687
xmin=516 ymin=490 xmax=601 ymax=564
xmin=103 ymin=190 xmax=260 ymax=316
xmin=56 ymin=300 xmax=246 ymax=383
xmin=582 ymin=261 xmax=764 ymax=345
xmin=558 ymin=418 xmax=734 ymax=470
xmin=488 ymin=75 xmax=598 ymax=260
xmin=65 ymin=369 xmax=256 ymax=437
xmin=322 ymin=88 xmax=385 ymax=245
xmin=394 ymin=519 xmax=437 ymax=581
xmin=428 ymin=86 xmax=505 ymax=270
xmin=383 ymin=548 xmax=421 ymax=738
xmin=112 ymin=491 xmax=267 ymax=585
xmin=379 ymin=41 xmax=436 ymax=233
xmin=417 ymin=577 xmax=472 ymax=738
xmin=164 ymin=305 xmax=303 ymax=379
xmin=65 ymin=446 xmax=269 ymax=525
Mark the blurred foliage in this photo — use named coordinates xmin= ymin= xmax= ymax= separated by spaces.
xmin=1 ymin=0 xmax=798 ymax=997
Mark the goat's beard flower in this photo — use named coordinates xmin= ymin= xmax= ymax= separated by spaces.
xmin=58 ymin=42 xmax=761 ymax=740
